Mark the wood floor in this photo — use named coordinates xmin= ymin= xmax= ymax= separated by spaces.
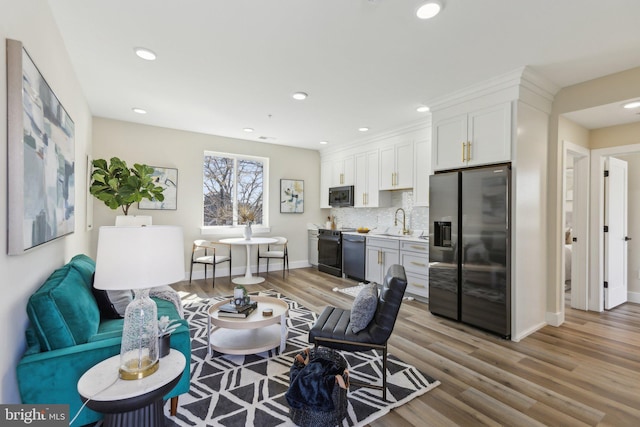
xmin=173 ymin=267 xmax=640 ymax=427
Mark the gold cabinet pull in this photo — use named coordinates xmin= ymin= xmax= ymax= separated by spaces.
xmin=467 ymin=141 xmax=471 ymax=161
xmin=410 ymin=261 xmax=427 ymax=267
xmin=409 ymin=283 xmax=425 ymax=288
xmin=410 ymin=245 xmax=426 ymax=251
xmin=377 ymin=250 xmax=382 ymax=264
xmin=462 ymin=142 xmax=466 ymax=162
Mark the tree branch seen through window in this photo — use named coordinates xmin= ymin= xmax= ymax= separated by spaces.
xmin=203 ymin=152 xmax=265 ymax=226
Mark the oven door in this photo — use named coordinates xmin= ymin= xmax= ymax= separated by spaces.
xmin=318 ymin=231 xmax=342 ymax=277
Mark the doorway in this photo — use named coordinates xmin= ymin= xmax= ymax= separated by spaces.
xmin=589 ymin=143 xmax=640 ymax=311
xmin=562 ymin=141 xmax=589 ymax=311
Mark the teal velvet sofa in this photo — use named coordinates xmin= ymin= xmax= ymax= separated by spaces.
xmin=16 ymin=254 xmax=191 ymax=426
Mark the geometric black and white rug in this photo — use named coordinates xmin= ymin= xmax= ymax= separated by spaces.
xmin=164 ymin=290 xmax=439 ymax=426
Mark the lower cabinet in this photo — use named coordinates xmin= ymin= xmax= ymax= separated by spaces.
xmin=399 ymin=240 xmax=429 ymax=300
xmin=365 ymin=237 xmax=399 ymax=284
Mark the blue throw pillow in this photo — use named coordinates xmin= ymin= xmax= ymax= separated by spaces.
xmin=350 ymin=284 xmax=378 ymax=333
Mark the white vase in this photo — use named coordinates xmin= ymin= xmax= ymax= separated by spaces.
xmin=243 ymin=223 xmax=252 ymax=240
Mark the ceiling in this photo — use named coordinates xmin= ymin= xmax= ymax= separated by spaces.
xmin=47 ymin=0 xmax=640 ymax=151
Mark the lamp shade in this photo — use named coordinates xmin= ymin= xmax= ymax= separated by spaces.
xmin=94 ymin=225 xmax=185 ymax=290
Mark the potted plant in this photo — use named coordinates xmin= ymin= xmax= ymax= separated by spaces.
xmin=89 ymin=157 xmax=165 ymax=216
xmin=158 ymin=315 xmax=181 ymax=358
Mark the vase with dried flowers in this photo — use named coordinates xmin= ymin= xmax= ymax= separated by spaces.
xmin=239 ymin=206 xmax=256 ymax=240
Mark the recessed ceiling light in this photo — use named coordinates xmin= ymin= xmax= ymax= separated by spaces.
xmin=416 ymin=106 xmax=430 ymax=113
xmin=134 ymin=47 xmax=157 ymax=61
xmin=623 ymin=101 xmax=640 ymax=109
xmin=319 ymin=141 xmax=328 ymax=145
xmin=243 ymin=128 xmax=254 ymax=133
xmin=132 ymin=107 xmax=147 ymax=114
xmin=292 ymin=92 xmax=308 ymax=100
xmin=358 ymin=127 xmax=369 ymax=132
xmin=416 ymin=1 xmax=443 ymax=19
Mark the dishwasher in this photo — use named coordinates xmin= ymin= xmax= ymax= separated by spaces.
xmin=342 ymin=233 xmax=366 ymax=282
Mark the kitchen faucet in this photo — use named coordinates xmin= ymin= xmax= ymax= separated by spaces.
xmin=394 ymin=208 xmax=410 ymax=235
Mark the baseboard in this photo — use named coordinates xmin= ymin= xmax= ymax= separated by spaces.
xmin=545 ymin=310 xmax=564 ymax=327
xmin=511 ymin=320 xmax=547 ymax=342
xmin=628 ymin=291 xmax=640 ymax=304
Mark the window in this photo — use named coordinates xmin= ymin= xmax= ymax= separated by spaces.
xmin=203 ymin=151 xmax=268 ymax=227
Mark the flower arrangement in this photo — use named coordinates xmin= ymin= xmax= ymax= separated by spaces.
xmin=158 ymin=316 xmax=181 ymax=337
xmin=239 ymin=205 xmax=256 ymax=225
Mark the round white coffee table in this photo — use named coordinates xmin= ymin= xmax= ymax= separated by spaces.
xmin=220 ymin=237 xmax=277 ymax=284
xmin=207 ymin=295 xmax=288 ymax=356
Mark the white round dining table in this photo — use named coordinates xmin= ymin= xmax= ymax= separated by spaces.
xmin=219 ymin=237 xmax=277 ymax=285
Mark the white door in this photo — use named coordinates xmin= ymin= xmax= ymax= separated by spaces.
xmin=604 ymin=157 xmax=628 ymax=309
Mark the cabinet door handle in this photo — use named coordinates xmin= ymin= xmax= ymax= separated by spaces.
xmin=410 ymin=283 xmax=425 ymax=288
xmin=377 ymin=250 xmax=382 ymax=264
xmin=365 ymin=193 xmax=368 ymax=205
xmin=410 ymin=245 xmax=426 ymax=251
xmin=340 ymin=173 xmax=344 ymax=185
xmin=467 ymin=141 xmax=471 ymax=161
xmin=411 ymin=261 xmax=427 ymax=267
xmin=462 ymin=142 xmax=466 ymax=162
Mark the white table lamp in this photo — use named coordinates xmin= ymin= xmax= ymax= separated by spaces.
xmin=94 ymin=225 xmax=185 ymax=380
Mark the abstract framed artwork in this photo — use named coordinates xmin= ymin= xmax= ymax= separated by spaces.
xmin=7 ymin=39 xmax=75 ymax=255
xmin=138 ymin=167 xmax=178 ymax=210
xmin=280 ymin=179 xmax=304 ymax=213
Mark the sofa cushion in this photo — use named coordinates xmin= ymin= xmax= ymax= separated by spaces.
xmin=92 ymin=286 xmax=132 ymax=319
xmin=68 ymin=254 xmax=96 ymax=289
xmin=27 ymin=265 xmax=100 ymax=351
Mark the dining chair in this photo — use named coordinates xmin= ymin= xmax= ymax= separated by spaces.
xmin=189 ymin=239 xmax=232 ymax=287
xmin=257 ymin=236 xmax=289 ymax=279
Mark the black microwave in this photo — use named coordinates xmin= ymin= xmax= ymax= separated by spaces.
xmin=329 ymin=185 xmax=354 ymax=207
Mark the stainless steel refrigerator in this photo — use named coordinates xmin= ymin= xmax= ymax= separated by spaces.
xmin=428 ymin=164 xmax=511 ymax=339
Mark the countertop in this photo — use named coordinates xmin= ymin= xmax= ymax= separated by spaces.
xmin=342 ymin=230 xmax=428 ymax=243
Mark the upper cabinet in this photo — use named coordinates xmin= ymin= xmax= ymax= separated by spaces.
xmin=432 ymin=102 xmax=511 ymax=171
xmin=379 ymin=140 xmax=414 ymax=190
xmin=355 ymin=150 xmax=385 ymax=208
xmin=330 ymin=155 xmax=354 ymax=187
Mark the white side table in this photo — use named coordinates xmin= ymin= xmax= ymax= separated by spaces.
xmin=77 ymin=350 xmax=185 ymax=427
xmin=220 ymin=237 xmax=277 ymax=284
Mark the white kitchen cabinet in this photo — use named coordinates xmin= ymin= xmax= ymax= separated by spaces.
xmin=308 ymin=229 xmax=319 ymax=266
xmin=365 ymin=237 xmax=399 ymax=284
xmin=399 ymin=240 xmax=429 ymax=299
xmin=331 ymin=155 xmax=354 ymax=187
xmin=320 ymin=159 xmax=332 ymax=208
xmin=432 ymin=102 xmax=511 ymax=171
xmin=379 ymin=140 xmax=414 ymax=190
xmin=355 ymin=150 xmax=389 ymax=208
xmin=413 ymin=138 xmax=431 ymax=206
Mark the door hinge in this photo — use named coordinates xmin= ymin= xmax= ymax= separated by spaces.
xmin=604 ymin=170 xmax=609 ymax=177
xmin=604 ymin=281 xmax=609 ymax=288
xmin=604 ymin=225 xmax=609 ymax=232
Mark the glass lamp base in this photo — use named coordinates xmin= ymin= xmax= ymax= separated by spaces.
xmin=119 ymin=288 xmax=160 ymax=380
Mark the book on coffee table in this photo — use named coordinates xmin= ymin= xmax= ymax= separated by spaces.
xmin=218 ymin=300 xmax=257 ymax=314
xmin=217 ymin=304 xmax=257 ymax=318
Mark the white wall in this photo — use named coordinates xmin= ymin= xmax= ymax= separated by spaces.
xmin=90 ymin=118 xmax=323 ymax=274
xmin=0 ymin=0 xmax=93 ymax=403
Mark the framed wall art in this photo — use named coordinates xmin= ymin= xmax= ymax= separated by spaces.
xmin=138 ymin=166 xmax=178 ymax=210
xmin=280 ymin=179 xmax=304 ymax=213
xmin=7 ymin=39 xmax=75 ymax=255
